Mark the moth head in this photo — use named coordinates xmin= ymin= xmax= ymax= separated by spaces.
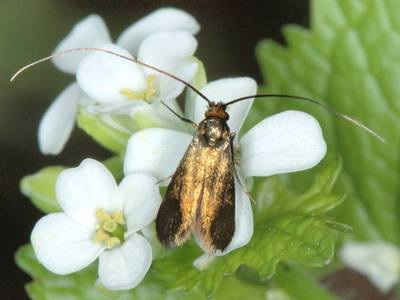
xmin=205 ymin=103 xmax=230 ymax=121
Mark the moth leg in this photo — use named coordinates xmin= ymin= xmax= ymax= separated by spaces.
xmin=232 ymin=141 xmax=242 ymax=166
xmin=161 ymin=100 xmax=197 ymax=128
xmin=232 ymin=165 xmax=255 ymax=204
xmin=229 ymin=133 xmax=256 ymax=204
xmin=155 ymin=174 xmax=173 ymax=185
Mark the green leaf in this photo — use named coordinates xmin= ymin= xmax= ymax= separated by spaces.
xmin=213 ymin=275 xmax=266 ymax=300
xmin=255 ymin=0 xmax=400 ymax=244
xmin=15 ymin=244 xmax=219 ymax=300
xmin=15 ymin=244 xmax=50 ymax=279
xmin=20 ymin=166 xmax=64 ymax=213
xmin=274 ymin=264 xmax=339 ymax=300
xmin=149 ymin=160 xmax=343 ymax=297
xmin=15 ymin=244 xmax=133 ymax=300
xmin=20 ymin=156 xmax=124 ymax=213
xmin=255 ymin=158 xmax=344 ymax=218
xmin=77 ymin=109 xmax=135 ymax=154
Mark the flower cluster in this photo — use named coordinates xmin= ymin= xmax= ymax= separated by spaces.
xmin=31 ymin=9 xmax=327 ymax=291
xmin=39 ymin=8 xmax=200 ymax=155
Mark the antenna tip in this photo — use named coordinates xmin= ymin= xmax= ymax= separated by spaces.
xmin=10 ymin=70 xmax=21 ymax=82
xmin=370 ymin=131 xmax=386 ymax=143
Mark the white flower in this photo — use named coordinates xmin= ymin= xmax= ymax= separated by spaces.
xmin=75 ymin=31 xmax=199 ymax=135
xmin=39 ymin=9 xmax=199 ymax=155
xmin=31 ymin=159 xmax=161 ymax=290
xmin=340 ymin=241 xmax=400 ymax=292
xmin=123 ymin=77 xmax=327 ymax=260
xmin=77 ymin=30 xmax=198 ymax=106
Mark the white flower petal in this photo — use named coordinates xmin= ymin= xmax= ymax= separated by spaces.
xmin=118 ymin=173 xmax=161 ymax=233
xmin=38 ymin=83 xmax=79 ymax=155
xmin=140 ymin=224 xmax=160 ymax=256
xmin=340 ymin=241 xmax=400 ymax=292
xmin=31 ymin=213 xmax=103 ymax=275
xmin=53 ymin=15 xmax=111 ymax=74
xmin=124 ymin=128 xmax=192 ymax=181
xmin=130 ymin=99 xmax=189 ymax=132
xmin=184 ymin=60 xmax=207 ymax=121
xmin=194 ymin=179 xmax=253 ymax=256
xmin=151 ymin=99 xmax=185 ymax=124
xmin=240 ymin=110 xmax=327 ymax=177
xmin=117 ymin=8 xmax=200 ymax=55
xmin=77 ymin=44 xmax=147 ymax=103
xmin=56 ymin=159 xmax=121 ymax=228
xmin=87 ymin=99 xmax=147 ymax=115
xmin=193 ymin=254 xmax=216 ymax=271
xmin=77 ymin=90 xmax=97 ymax=106
xmin=138 ymin=31 xmax=197 ymax=63
xmin=138 ymin=31 xmax=198 ymax=100
xmin=98 ymin=234 xmax=152 ymax=290
xmin=193 ymin=78 xmax=257 ymax=134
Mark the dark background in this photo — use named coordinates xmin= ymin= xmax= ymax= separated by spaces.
xmin=0 ymin=1 xmax=310 ymax=299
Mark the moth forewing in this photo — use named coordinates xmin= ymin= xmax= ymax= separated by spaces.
xmin=156 ymin=106 xmax=236 ymax=253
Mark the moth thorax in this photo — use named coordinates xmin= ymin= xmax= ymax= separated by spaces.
xmin=205 ymin=104 xmax=229 ymax=120
xmin=204 ymin=118 xmax=226 ymax=145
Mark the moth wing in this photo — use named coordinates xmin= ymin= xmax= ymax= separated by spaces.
xmin=156 ymin=137 xmax=202 ymax=248
xmin=196 ymin=137 xmax=235 ymax=253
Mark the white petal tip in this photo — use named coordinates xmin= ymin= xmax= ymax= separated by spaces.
xmin=193 ymin=254 xmax=216 ymax=271
xmin=38 ymin=83 xmax=80 ymax=155
xmin=241 ymin=110 xmax=327 ymax=177
xmin=53 ymin=15 xmax=111 ymax=73
xmin=117 ymin=8 xmax=200 ymax=54
xmin=77 ymin=44 xmax=146 ymax=103
xmin=340 ymin=241 xmax=400 ymax=292
xmin=99 ymin=234 xmax=152 ymax=290
xmin=31 ymin=213 xmax=102 ymax=275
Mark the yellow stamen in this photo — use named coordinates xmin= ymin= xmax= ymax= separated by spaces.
xmin=96 ymin=208 xmax=111 ymax=222
xmin=103 ymin=219 xmax=118 ymax=233
xmin=120 ymin=88 xmax=145 ymax=100
xmin=105 ymin=237 xmax=121 ymax=249
xmin=119 ymin=75 xmax=157 ymax=102
xmin=95 ymin=230 xmax=110 ymax=243
xmin=112 ymin=211 xmax=125 ymax=225
xmin=144 ymin=75 xmax=157 ymax=100
xmin=94 ymin=208 xmax=126 ymax=249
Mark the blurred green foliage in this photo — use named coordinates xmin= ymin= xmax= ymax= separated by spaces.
xmin=13 ymin=0 xmax=400 ymax=299
xmin=254 ymin=0 xmax=400 ymax=244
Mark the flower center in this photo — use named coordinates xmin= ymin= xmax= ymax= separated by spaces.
xmin=94 ymin=208 xmax=126 ymax=249
xmin=120 ymin=75 xmax=157 ymax=102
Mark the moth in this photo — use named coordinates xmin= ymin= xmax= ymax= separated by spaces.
xmin=12 ymin=47 xmax=384 ymax=253
xmin=156 ymin=102 xmax=237 ymax=252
